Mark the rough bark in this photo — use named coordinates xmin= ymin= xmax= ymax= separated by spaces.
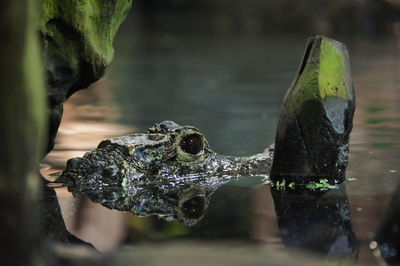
xmin=37 ymin=0 xmax=132 ymax=152
xmin=270 ymin=36 xmax=355 ymax=185
xmin=0 ymin=1 xmax=47 ymax=265
xmin=269 ymin=35 xmax=358 ymax=263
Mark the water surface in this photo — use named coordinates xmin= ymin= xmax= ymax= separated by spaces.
xmin=43 ymin=30 xmax=400 ymax=264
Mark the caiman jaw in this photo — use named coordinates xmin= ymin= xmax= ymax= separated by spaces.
xmin=58 ymin=121 xmax=273 ymax=225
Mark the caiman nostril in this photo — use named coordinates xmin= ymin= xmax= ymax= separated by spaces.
xmin=66 ymin=157 xmax=90 ymax=170
xmin=102 ymin=165 xmax=119 ymax=177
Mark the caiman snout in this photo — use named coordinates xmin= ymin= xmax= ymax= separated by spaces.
xmin=59 ymin=157 xmax=93 ymax=189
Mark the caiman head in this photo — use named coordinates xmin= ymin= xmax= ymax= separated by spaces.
xmin=59 ymin=121 xmax=271 ymax=225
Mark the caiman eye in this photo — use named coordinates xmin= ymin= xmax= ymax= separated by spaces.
xmin=179 ymin=133 xmax=204 ymax=155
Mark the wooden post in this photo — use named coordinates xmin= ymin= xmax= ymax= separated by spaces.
xmin=271 ymin=36 xmax=355 ymax=186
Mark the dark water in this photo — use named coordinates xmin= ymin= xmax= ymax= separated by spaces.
xmin=42 ymin=25 xmax=400 ymax=265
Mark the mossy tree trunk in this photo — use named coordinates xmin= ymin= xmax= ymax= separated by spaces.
xmin=269 ymin=36 xmax=358 ymax=263
xmin=0 ymin=1 xmax=47 ymax=265
xmin=37 ymin=0 xmax=132 ymax=152
xmin=270 ymin=36 xmax=355 ymax=186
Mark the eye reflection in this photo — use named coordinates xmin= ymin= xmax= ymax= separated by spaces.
xmin=180 ymin=196 xmax=206 ymax=219
xmin=176 ymin=190 xmax=208 ymax=226
xmin=179 ymin=133 xmax=204 ymax=155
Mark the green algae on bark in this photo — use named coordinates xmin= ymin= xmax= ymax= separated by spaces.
xmin=37 ymin=0 xmax=132 ymax=152
xmin=270 ymin=36 xmax=355 ymax=186
xmin=0 ymin=1 xmax=47 ymax=264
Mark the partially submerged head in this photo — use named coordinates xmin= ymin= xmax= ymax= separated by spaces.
xmin=59 ymin=121 xmax=233 ymax=225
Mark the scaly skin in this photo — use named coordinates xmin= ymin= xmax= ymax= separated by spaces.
xmin=59 ymin=120 xmax=273 ymax=225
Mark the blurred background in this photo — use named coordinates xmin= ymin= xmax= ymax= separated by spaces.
xmin=130 ymin=0 xmax=399 ymax=36
xmin=42 ymin=0 xmax=400 ymax=264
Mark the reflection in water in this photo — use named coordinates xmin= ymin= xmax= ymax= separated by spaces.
xmin=377 ymin=180 xmax=400 ymax=264
xmin=271 ymin=185 xmax=358 ymax=263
